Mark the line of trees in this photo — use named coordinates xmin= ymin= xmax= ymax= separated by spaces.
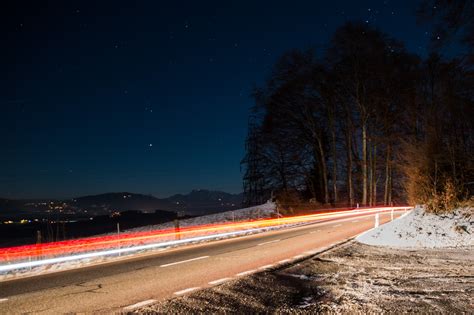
xmin=241 ymin=21 xmax=473 ymax=212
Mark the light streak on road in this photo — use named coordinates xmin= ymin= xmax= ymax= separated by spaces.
xmin=208 ymin=278 xmax=231 ymax=285
xmin=0 ymin=229 xmax=263 ymax=272
xmin=159 ymin=256 xmax=209 ymax=268
xmin=123 ymin=299 xmax=157 ymax=311
xmin=236 ymin=270 xmax=256 ymax=276
xmin=173 ymin=287 xmax=200 ymax=295
xmin=0 ymin=206 xmax=411 ymax=272
xmin=257 ymin=239 xmax=280 ymax=246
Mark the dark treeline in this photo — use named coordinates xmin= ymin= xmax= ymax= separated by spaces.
xmin=241 ymin=19 xmax=473 ymax=212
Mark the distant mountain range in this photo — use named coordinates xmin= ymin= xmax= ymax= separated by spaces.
xmin=0 ymin=190 xmax=244 ymax=218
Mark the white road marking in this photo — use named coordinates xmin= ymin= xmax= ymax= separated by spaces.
xmin=257 ymin=239 xmax=281 ymax=246
xmin=309 ymin=229 xmax=321 ymax=234
xmin=209 ymin=278 xmax=231 ymax=285
xmin=174 ymin=287 xmax=200 ymax=295
xmin=258 ymin=264 xmax=273 ymax=270
xmin=278 ymin=259 xmax=291 ymax=264
xmin=304 ymin=250 xmax=318 ymax=255
xmin=352 ymin=220 xmax=359 ymax=223
xmin=160 ymin=256 xmax=209 ymax=267
xmin=236 ymin=270 xmax=256 ymax=276
xmin=333 ymin=224 xmax=342 ymax=227
xmin=293 ymin=255 xmax=304 ymax=259
xmin=123 ymin=299 xmax=157 ymax=311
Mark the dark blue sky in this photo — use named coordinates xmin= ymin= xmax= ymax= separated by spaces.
xmin=2 ymin=1 xmax=433 ymax=199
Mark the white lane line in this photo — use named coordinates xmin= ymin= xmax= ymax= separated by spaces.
xmin=174 ymin=287 xmax=200 ymax=295
xmin=123 ymin=299 xmax=157 ymax=311
xmin=351 ymin=220 xmax=359 ymax=223
xmin=258 ymin=264 xmax=274 ymax=270
xmin=209 ymin=278 xmax=231 ymax=285
xmin=304 ymin=250 xmax=318 ymax=255
xmin=236 ymin=270 xmax=256 ymax=277
xmin=278 ymin=259 xmax=291 ymax=264
xmin=293 ymin=255 xmax=304 ymax=259
xmin=333 ymin=224 xmax=342 ymax=227
xmin=160 ymin=256 xmax=209 ymax=268
xmin=309 ymin=229 xmax=321 ymax=234
xmin=257 ymin=239 xmax=281 ymax=246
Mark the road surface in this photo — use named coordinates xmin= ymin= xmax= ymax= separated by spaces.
xmin=0 ymin=210 xmax=405 ymax=313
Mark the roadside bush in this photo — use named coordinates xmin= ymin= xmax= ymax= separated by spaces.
xmin=426 ymin=179 xmax=460 ymax=214
xmin=400 ymin=139 xmax=469 ymax=214
xmin=275 ymin=190 xmax=301 ymax=215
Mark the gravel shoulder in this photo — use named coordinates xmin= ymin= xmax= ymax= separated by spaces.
xmin=135 ymin=241 xmax=474 ymax=314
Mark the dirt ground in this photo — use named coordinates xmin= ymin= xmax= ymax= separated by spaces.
xmin=136 ymin=241 xmax=474 ymax=314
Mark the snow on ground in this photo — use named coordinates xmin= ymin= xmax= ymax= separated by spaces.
xmin=124 ymin=201 xmax=276 ymax=233
xmin=357 ymin=206 xmax=473 ymax=248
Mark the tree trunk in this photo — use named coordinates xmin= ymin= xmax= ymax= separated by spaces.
xmin=372 ymin=144 xmax=377 ymax=206
xmin=362 ymin=123 xmax=368 ymax=205
xmin=347 ymin=150 xmax=354 ymax=207
xmin=368 ymin=142 xmax=373 ymax=206
xmin=346 ymin=116 xmax=354 ymax=207
xmin=384 ymin=144 xmax=391 ymax=205
xmin=388 ymin=169 xmax=392 ymax=205
xmin=331 ymin=126 xmax=338 ymax=204
xmin=328 ymin=105 xmax=338 ymax=205
xmin=317 ymin=139 xmax=329 ymax=204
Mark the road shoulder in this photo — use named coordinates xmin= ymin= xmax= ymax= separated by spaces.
xmin=133 ymin=241 xmax=474 ymax=314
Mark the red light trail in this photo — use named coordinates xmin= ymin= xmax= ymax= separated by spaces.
xmin=0 ymin=206 xmax=411 ymax=270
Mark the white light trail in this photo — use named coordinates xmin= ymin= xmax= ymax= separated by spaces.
xmin=0 ymin=228 xmax=264 ymax=272
xmin=0 ymin=207 xmax=411 ymax=273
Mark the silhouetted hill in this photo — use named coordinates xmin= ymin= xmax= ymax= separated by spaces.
xmin=0 ymin=198 xmax=30 ymax=216
xmin=166 ymin=189 xmax=243 ymax=215
xmin=73 ymin=192 xmax=171 ymax=212
xmin=0 ymin=190 xmax=243 ymax=218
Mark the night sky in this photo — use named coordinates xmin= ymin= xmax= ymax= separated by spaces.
xmin=2 ymin=1 xmax=433 ymax=199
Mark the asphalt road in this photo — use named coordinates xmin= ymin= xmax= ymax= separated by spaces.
xmin=0 ymin=210 xmax=405 ymax=314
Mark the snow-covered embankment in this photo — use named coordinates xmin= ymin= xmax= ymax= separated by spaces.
xmin=357 ymin=206 xmax=473 ymax=248
xmin=124 ymin=201 xmax=276 ymax=233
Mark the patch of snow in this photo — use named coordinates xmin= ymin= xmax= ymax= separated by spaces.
xmin=297 ymin=296 xmax=315 ymax=309
xmin=124 ymin=201 xmax=276 ymax=233
xmin=287 ymin=273 xmax=312 ymax=280
xmin=356 ymin=206 xmax=473 ymax=248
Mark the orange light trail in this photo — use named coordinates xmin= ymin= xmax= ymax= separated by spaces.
xmin=0 ymin=206 xmax=411 ymax=264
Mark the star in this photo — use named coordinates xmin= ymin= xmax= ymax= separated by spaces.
xmin=149 ymin=143 xmax=153 ymax=147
